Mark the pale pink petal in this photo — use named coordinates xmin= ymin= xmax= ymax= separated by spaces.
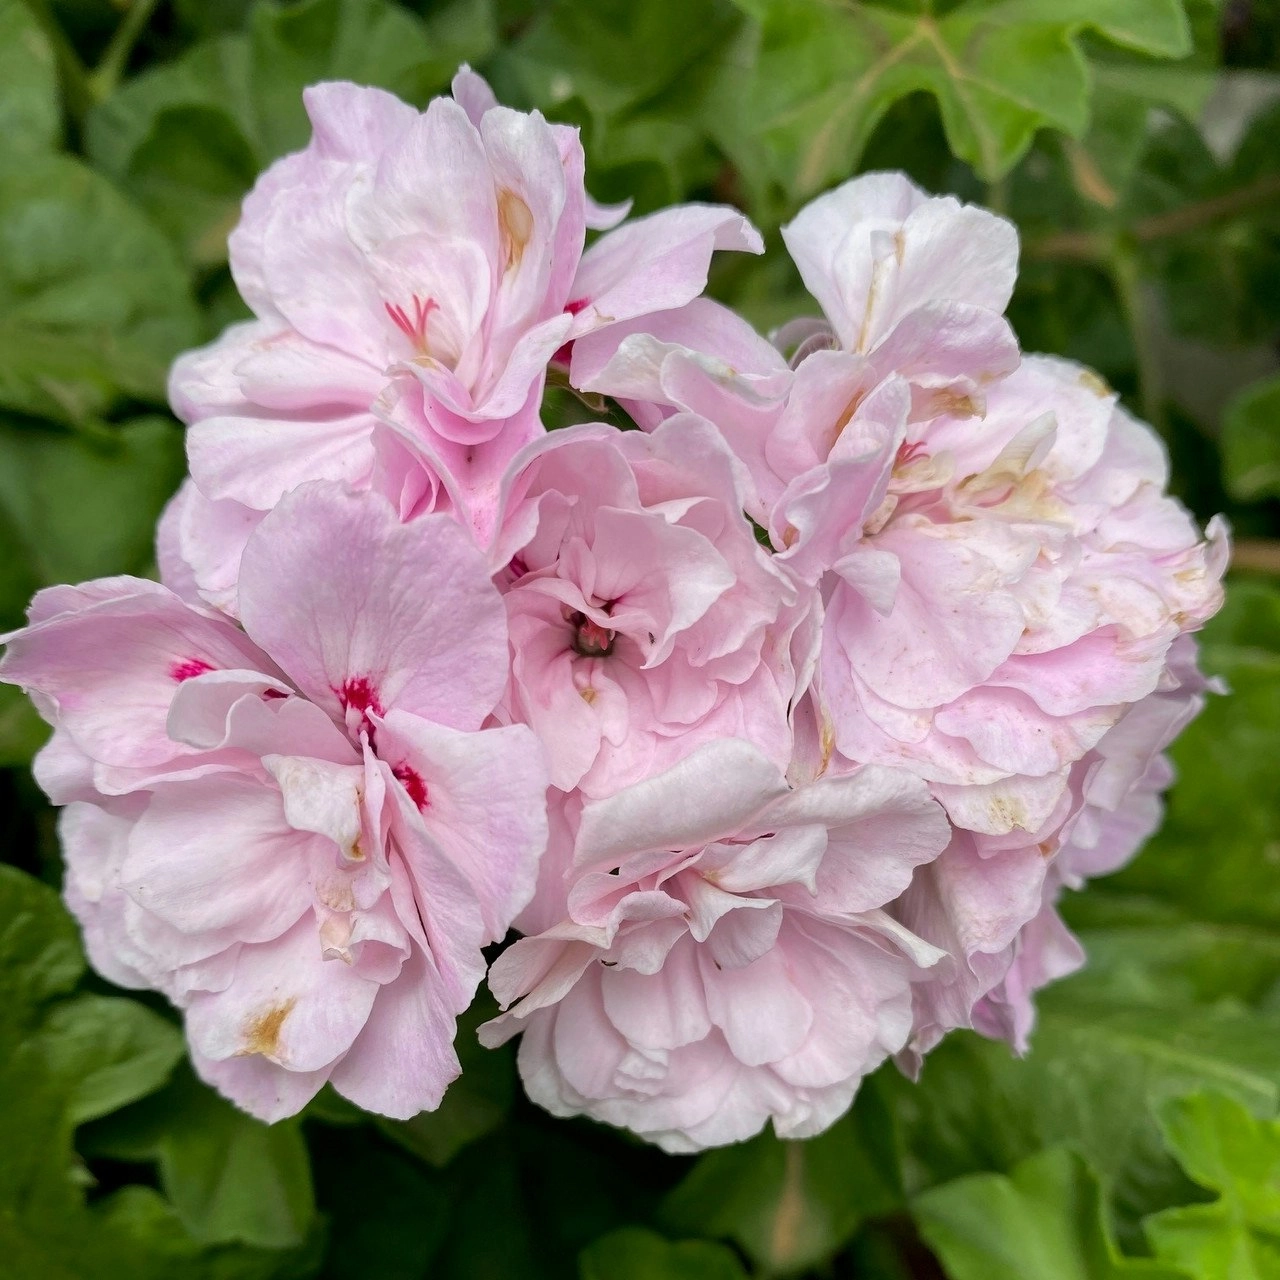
xmin=238 ymin=485 xmax=508 ymax=732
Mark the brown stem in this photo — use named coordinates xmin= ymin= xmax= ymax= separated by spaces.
xmin=1023 ymin=229 xmax=1109 ymax=263
xmin=1025 ymin=174 xmax=1280 ymax=263
xmin=1132 ymin=175 xmax=1280 ymax=243
xmin=1232 ymin=539 xmax=1280 ymax=576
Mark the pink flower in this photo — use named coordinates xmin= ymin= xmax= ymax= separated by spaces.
xmin=896 ymin=635 xmax=1220 ymax=1062
xmin=575 ymin=175 xmax=1225 ymax=840
xmin=490 ymin=415 xmax=817 ymax=798
xmin=1 ymin=485 xmax=547 ymax=1121
xmin=569 ymin=174 xmax=1022 ymax=571
xmin=481 ymin=740 xmax=950 ymax=1151
xmin=167 ymin=71 xmax=761 ymax=609
xmin=563 ymin=171 xmax=1227 ymax=1081
xmin=822 ymin=356 xmax=1227 ymax=827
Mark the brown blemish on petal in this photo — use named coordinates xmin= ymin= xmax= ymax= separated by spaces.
xmin=318 ymin=880 xmax=356 ymax=912
xmin=498 ymin=188 xmax=534 ymax=270
xmin=918 ymin=388 xmax=981 ymax=421
xmin=1038 ymin=839 xmax=1058 ymax=859
xmin=238 ymin=998 xmax=297 ymax=1059
xmin=819 ymin=715 xmax=837 ymax=777
xmin=1078 ymin=368 xmax=1112 ymax=397
xmin=579 ymin=686 xmax=598 ymax=706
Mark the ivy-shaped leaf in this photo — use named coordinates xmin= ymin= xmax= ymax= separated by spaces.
xmin=1145 ymin=1094 xmax=1280 ymax=1279
xmin=913 ymin=1147 xmax=1188 ymax=1279
xmin=720 ymin=0 xmax=1192 ymax=192
xmin=82 ymin=1068 xmax=316 ymax=1252
xmin=0 ymin=416 xmax=186 ymax=610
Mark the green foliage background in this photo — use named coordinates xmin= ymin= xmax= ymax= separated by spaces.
xmin=1 ymin=0 xmax=1278 ymax=1275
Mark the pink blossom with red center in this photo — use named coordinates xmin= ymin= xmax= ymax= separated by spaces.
xmin=1 ymin=485 xmax=547 ymax=1121
xmin=163 ymin=68 xmax=762 ymax=610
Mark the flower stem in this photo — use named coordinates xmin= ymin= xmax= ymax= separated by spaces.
xmin=88 ymin=0 xmax=162 ymax=103
xmin=21 ymin=0 xmax=95 ymax=125
xmin=1025 ymin=174 xmax=1280 ymax=262
xmin=1108 ymin=239 xmax=1166 ymax=433
xmin=1232 ymin=539 xmax=1280 ymax=576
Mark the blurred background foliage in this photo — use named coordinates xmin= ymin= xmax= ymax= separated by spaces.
xmin=0 ymin=0 xmax=1279 ymax=1276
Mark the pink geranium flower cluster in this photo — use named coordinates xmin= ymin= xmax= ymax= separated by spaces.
xmin=1 ymin=71 xmax=1227 ymax=1149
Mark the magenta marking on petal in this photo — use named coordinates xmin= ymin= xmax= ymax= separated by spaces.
xmin=564 ymin=298 xmax=588 ymax=315
xmin=169 ymin=657 xmax=214 ymax=682
xmin=337 ymin=676 xmax=384 ymax=719
xmin=393 ymin=762 xmax=429 ymax=811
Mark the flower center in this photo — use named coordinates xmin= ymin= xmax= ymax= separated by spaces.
xmin=336 ymin=676 xmax=384 ymax=740
xmin=569 ymin=611 xmax=615 ymax=658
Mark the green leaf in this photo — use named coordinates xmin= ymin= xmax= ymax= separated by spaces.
xmin=0 ymin=0 xmax=60 ymax=158
xmin=86 ymin=0 xmax=495 ymax=265
xmin=509 ymin=0 xmax=737 ymax=122
xmin=579 ymin=1228 xmax=749 ymax=1280
xmin=0 ymin=863 xmax=82 ymax=1017
xmin=913 ymin=1147 xmax=1188 ymax=1279
xmin=0 ymin=156 xmax=199 ymax=424
xmin=124 ymin=106 xmax=263 ymax=269
xmin=0 ymin=868 xmax=195 ymax=1278
xmin=886 ymin=968 xmax=1280 ymax=1233
xmin=725 ymin=0 xmax=1193 ymax=194
xmin=0 ymin=869 xmax=313 ymax=1277
xmin=498 ymin=0 xmax=733 ymax=210
xmin=246 ymin=0 xmax=478 ymax=157
xmin=1099 ymin=581 xmax=1280 ymax=928
xmin=1223 ymin=374 xmax=1280 ymax=503
xmin=41 ymin=995 xmax=184 ymax=1128
xmin=0 ymin=416 xmax=186 ymax=602
xmin=660 ymin=1088 xmax=902 ymax=1274
xmin=0 ymin=682 xmax=49 ymax=767
xmin=84 ymin=1067 xmax=316 ymax=1251
xmin=1144 ymin=1094 xmax=1280 ymax=1279
xmin=85 ymin=33 xmax=257 ymax=180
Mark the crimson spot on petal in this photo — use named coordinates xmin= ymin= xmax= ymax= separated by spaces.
xmin=170 ymin=658 xmax=213 ymax=682
xmin=393 ymin=763 xmax=429 ymax=811
xmin=337 ymin=676 xmax=384 ymax=719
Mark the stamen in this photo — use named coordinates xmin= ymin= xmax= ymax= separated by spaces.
xmin=896 ymin=439 xmax=927 ymax=467
xmin=569 ymin=611 xmax=615 ymax=658
xmin=384 ymin=294 xmax=438 ymax=355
